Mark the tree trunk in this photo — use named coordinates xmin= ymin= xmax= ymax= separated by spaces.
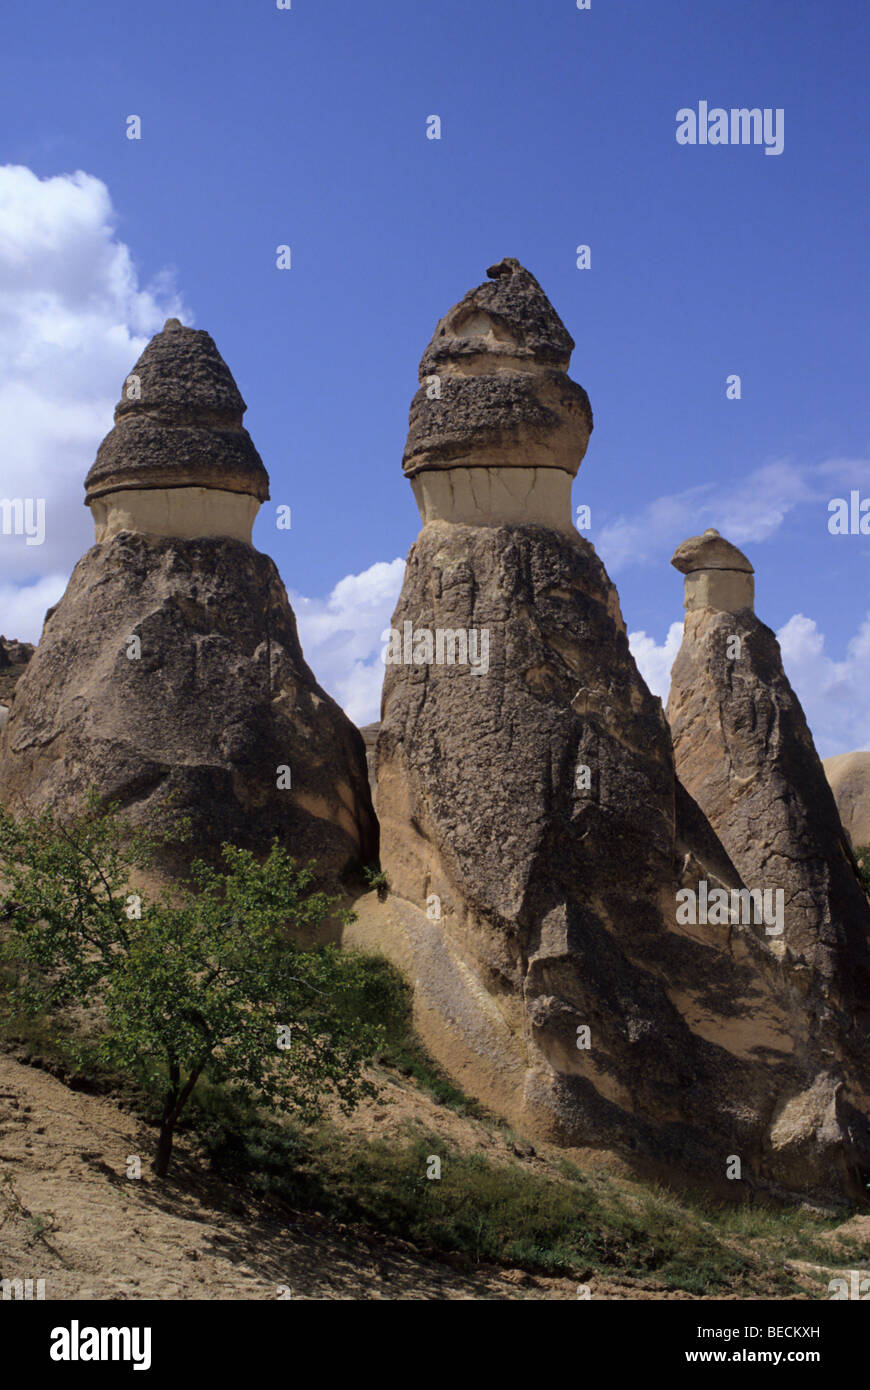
xmin=154 ymin=1061 xmax=180 ymax=1178
xmin=152 ymin=1056 xmax=207 ymax=1178
xmin=153 ymin=1119 xmax=175 ymax=1177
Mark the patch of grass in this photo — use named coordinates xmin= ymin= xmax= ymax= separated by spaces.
xmin=185 ymin=1089 xmax=798 ymax=1295
xmin=668 ymin=1184 xmax=854 ymax=1270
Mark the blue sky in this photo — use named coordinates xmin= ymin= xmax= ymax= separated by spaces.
xmin=1 ymin=0 xmax=868 ymax=752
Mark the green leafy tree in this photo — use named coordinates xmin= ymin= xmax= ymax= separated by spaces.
xmin=0 ymin=799 xmax=382 ymax=1176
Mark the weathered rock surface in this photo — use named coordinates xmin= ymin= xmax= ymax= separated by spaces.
xmin=358 ymin=721 xmax=380 ymax=804
xmin=666 ymin=532 xmax=870 ymax=1024
xmin=0 ymin=534 xmax=376 ymax=879
xmin=0 ymin=637 xmax=36 ymax=667
xmin=824 ymin=752 xmax=870 ymax=850
xmin=0 ymin=325 xmax=376 ymax=884
xmin=367 ymin=262 xmax=870 ymax=1202
xmin=672 ymin=526 xmax=755 ymax=614
xmin=85 ymin=318 xmax=269 ymax=505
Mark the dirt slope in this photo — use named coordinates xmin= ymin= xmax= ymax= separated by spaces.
xmin=0 ymin=1054 xmax=649 ymax=1301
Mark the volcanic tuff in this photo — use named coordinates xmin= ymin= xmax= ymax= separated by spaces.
xmin=0 ymin=321 xmax=376 ymax=883
xmin=85 ymin=318 xmax=269 ymax=504
xmin=360 ymin=260 xmax=870 ymax=1202
xmin=666 ymin=529 xmax=870 ymax=1023
xmin=85 ymin=319 xmax=270 ymax=546
xmin=0 ymin=637 xmax=34 ymax=727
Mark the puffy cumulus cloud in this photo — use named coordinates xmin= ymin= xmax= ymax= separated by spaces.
xmin=777 ymin=611 xmax=870 ymax=759
xmin=290 ymin=558 xmax=406 ymax=726
xmin=0 ymin=164 xmax=189 ymax=583
xmin=0 ymin=574 xmax=68 ymax=645
xmin=597 ymin=458 xmax=870 ymax=575
xmin=628 ymin=621 xmax=684 ymax=701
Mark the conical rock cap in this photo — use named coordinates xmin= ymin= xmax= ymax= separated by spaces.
xmin=85 ymin=319 xmax=270 ymax=504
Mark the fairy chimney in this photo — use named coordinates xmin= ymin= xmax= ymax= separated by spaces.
xmin=667 ymin=530 xmax=870 ymax=1014
xmin=354 ymin=262 xmax=870 ymax=1205
xmin=0 ymin=322 xmax=377 ymax=886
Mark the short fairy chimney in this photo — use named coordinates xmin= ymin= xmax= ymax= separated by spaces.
xmin=402 ymin=258 xmax=593 ymax=532
xmin=667 ymin=529 xmax=870 ymax=1011
xmin=84 ymin=318 xmax=269 ymax=544
xmin=670 ymin=527 xmax=754 ymax=613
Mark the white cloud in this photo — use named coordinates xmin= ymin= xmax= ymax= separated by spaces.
xmin=0 ymin=574 xmax=68 ymax=645
xmin=628 ymin=620 xmax=684 ymax=701
xmin=0 ymin=164 xmax=189 ymax=584
xmin=596 ymin=458 xmax=870 ymax=575
xmin=291 ymin=558 xmax=406 ymax=726
xmin=777 ymin=611 xmax=870 ymax=758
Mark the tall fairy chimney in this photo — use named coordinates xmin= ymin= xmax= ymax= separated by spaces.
xmin=368 ymin=259 xmax=870 ymax=1205
xmin=667 ymin=528 xmax=870 ymax=1012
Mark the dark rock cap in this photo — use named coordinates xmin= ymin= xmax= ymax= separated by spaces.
xmin=85 ymin=320 xmax=270 ymax=504
xmin=403 ymin=259 xmax=593 ymax=479
xmin=671 ymin=528 xmax=754 ymax=574
xmin=419 ymin=257 xmax=576 ymax=376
